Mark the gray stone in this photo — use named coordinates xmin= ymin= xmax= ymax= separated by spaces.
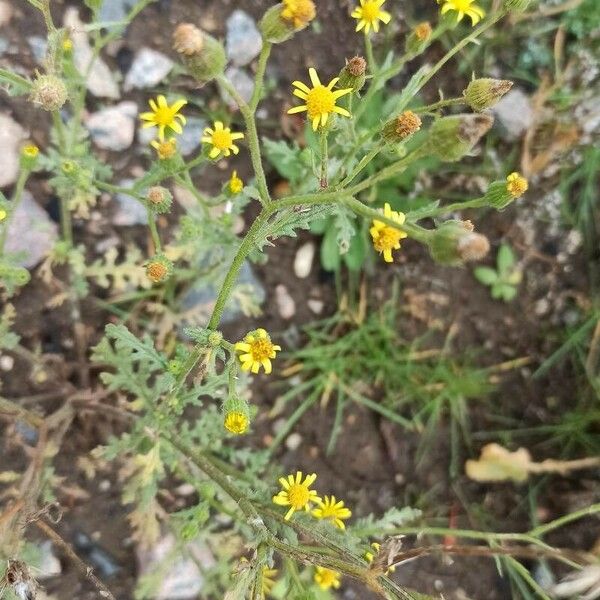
xmin=85 ymin=101 xmax=137 ymax=151
xmin=27 ymin=36 xmax=47 ymax=64
xmin=112 ymin=179 xmax=148 ymax=226
xmin=4 ymin=191 xmax=58 ymax=268
xmin=307 ymin=298 xmax=324 ymax=315
xmin=125 ymin=48 xmax=174 ymax=90
xmin=492 ymin=88 xmax=533 ymax=141
xmin=223 ymin=67 xmax=255 ymax=108
xmin=226 ymin=10 xmax=262 ymax=67
xmin=177 ymin=117 xmax=207 ymax=156
xmin=64 ymin=8 xmax=120 ymax=99
xmin=36 ymin=541 xmax=62 ymax=580
xmin=97 ymin=0 xmax=137 ymax=23
xmin=0 ymin=113 xmax=27 ymax=188
xmin=0 ymin=36 xmax=9 ymax=55
xmin=136 ymin=534 xmax=215 ymax=600
xmin=275 ymin=284 xmax=295 ymax=319
xmin=294 ymin=241 xmax=315 ymax=278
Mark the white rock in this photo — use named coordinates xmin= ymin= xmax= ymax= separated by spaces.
xmin=136 ymin=534 xmax=215 ymax=600
xmin=4 ymin=191 xmax=58 ymax=268
xmin=64 ymin=8 xmax=120 ymax=99
xmin=85 ymin=101 xmax=137 ymax=151
xmin=0 ymin=113 xmax=27 ymax=188
xmin=125 ymin=48 xmax=174 ymax=90
xmin=492 ymin=89 xmax=533 ymax=141
xmin=294 ymin=242 xmax=315 ymax=278
xmin=36 ymin=541 xmax=62 ymax=580
xmin=307 ymin=298 xmax=324 ymax=315
xmin=223 ymin=66 xmax=255 ymax=108
xmin=285 ymin=432 xmax=303 ymax=451
xmin=226 ymin=10 xmax=262 ymax=67
xmin=275 ymin=284 xmax=295 ymax=319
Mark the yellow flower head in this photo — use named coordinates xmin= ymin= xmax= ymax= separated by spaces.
xmin=151 ymin=138 xmax=177 ymax=160
xmin=351 ymin=0 xmax=392 ymax=33
xmin=235 ymin=328 xmax=281 ymax=375
xmin=22 ymin=144 xmax=39 ymax=158
xmin=365 ymin=542 xmax=396 ymax=574
xmin=0 ymin=208 xmax=7 ymax=222
xmin=288 ymin=68 xmax=352 ymax=131
xmin=229 ymin=170 xmax=244 ymax=194
xmin=140 ymin=95 xmax=187 ymax=141
xmin=506 ymin=172 xmax=528 ymax=198
xmin=224 ymin=410 xmax=249 ymax=435
xmin=272 ymin=471 xmax=321 ymax=520
xmin=202 ymin=121 xmax=245 ymax=159
xmin=62 ymin=38 xmax=73 ymax=52
xmin=369 ymin=202 xmax=408 ymax=263
xmin=312 ymin=495 xmax=352 ymax=529
xmin=261 ymin=567 xmax=278 ymax=599
xmin=314 ymin=567 xmax=341 ymax=590
xmin=438 ymin=0 xmax=485 ymax=25
xmin=281 ymin=0 xmax=316 ymax=28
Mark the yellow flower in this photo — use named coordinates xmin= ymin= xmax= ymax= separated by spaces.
xmin=202 ymin=121 xmax=245 ymax=159
xmin=312 ymin=495 xmax=352 ymax=529
xmin=22 ymin=144 xmax=39 ymax=158
xmin=261 ymin=567 xmax=278 ymax=599
xmin=62 ymin=38 xmax=73 ymax=52
xmin=351 ymin=0 xmax=392 ymax=33
xmin=438 ymin=0 xmax=485 ymax=25
xmin=272 ymin=471 xmax=321 ymax=520
xmin=288 ymin=68 xmax=352 ymax=131
xmin=365 ymin=542 xmax=396 ymax=574
xmin=229 ymin=170 xmax=244 ymax=194
xmin=235 ymin=328 xmax=281 ymax=375
xmin=369 ymin=202 xmax=408 ymax=263
xmin=506 ymin=172 xmax=528 ymax=198
xmin=151 ymin=138 xmax=177 ymax=160
xmin=0 ymin=208 xmax=7 ymax=221
xmin=224 ymin=410 xmax=249 ymax=435
xmin=281 ymin=0 xmax=316 ymax=28
xmin=314 ymin=567 xmax=341 ymax=590
xmin=140 ymin=95 xmax=187 ymax=141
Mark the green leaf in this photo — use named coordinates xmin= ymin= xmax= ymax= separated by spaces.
xmin=320 ymin=225 xmax=341 ymax=272
xmin=262 ymin=138 xmax=309 ymax=184
xmin=497 ymin=244 xmax=516 ymax=276
xmin=474 ymin=266 xmax=499 ymax=286
xmin=351 ymin=506 xmax=422 ymax=538
xmin=105 ymin=324 xmax=167 ymax=369
xmin=499 ymin=284 xmax=518 ymax=302
xmin=344 ymin=229 xmax=367 ymax=272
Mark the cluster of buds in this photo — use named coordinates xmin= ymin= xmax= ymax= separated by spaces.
xmin=426 ymin=113 xmax=494 ymax=161
xmin=464 ymin=78 xmax=513 ymax=112
xmin=145 ymin=254 xmax=173 ymax=284
xmin=172 ymin=23 xmax=225 ymax=84
xmin=260 ymin=0 xmax=316 ymax=43
xmin=29 ymin=73 xmax=68 ymax=111
xmin=146 ymin=186 xmax=173 ymax=214
xmin=428 ymin=220 xmax=490 ymax=266
xmin=381 ymin=110 xmax=422 ymax=143
xmin=338 ymin=56 xmax=367 ymax=95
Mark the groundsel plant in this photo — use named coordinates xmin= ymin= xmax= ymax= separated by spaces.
xmin=0 ymin=0 xmax=552 ymax=598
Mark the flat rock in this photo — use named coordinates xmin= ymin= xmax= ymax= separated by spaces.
xmin=85 ymin=101 xmax=137 ymax=151
xmin=294 ymin=242 xmax=315 ymax=278
xmin=492 ymin=88 xmax=533 ymax=140
xmin=112 ymin=179 xmax=148 ymax=226
xmin=4 ymin=191 xmax=58 ymax=268
xmin=222 ymin=66 xmax=255 ymax=108
xmin=64 ymin=7 xmax=120 ymax=99
xmin=0 ymin=113 xmax=27 ymax=188
xmin=125 ymin=48 xmax=173 ymax=90
xmin=226 ymin=10 xmax=262 ymax=67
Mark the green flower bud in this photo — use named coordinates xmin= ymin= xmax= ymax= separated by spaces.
xmin=30 ymin=73 xmax=68 ymax=111
xmin=223 ymin=395 xmax=250 ymax=435
xmin=484 ymin=172 xmax=528 ymax=210
xmin=426 ymin=113 xmax=494 ymax=162
xmin=428 ymin=220 xmax=490 ymax=266
xmin=146 ymin=186 xmax=173 ymax=214
xmin=381 ymin=110 xmax=422 ymax=144
xmin=20 ymin=144 xmax=40 ymax=170
xmin=464 ymin=78 xmax=513 ymax=112
xmin=503 ymin=0 xmax=533 ymax=12
xmin=338 ymin=56 xmax=367 ymax=95
xmin=405 ymin=21 xmax=432 ymax=54
xmin=207 ymin=330 xmax=223 ymax=347
xmin=173 ymin=24 xmax=225 ymax=83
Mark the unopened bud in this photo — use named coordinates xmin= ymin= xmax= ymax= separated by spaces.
xmin=223 ymin=395 xmax=250 ymax=435
xmin=20 ymin=144 xmax=40 ymax=170
xmin=260 ymin=0 xmax=316 ymax=43
xmin=30 ymin=74 xmax=68 ymax=111
xmin=405 ymin=21 xmax=432 ymax=54
xmin=382 ymin=110 xmax=422 ymax=143
xmin=145 ymin=254 xmax=173 ymax=284
xmin=146 ymin=186 xmax=173 ymax=214
xmin=338 ymin=56 xmax=367 ymax=94
xmin=172 ymin=23 xmax=204 ymax=56
xmin=464 ymin=78 xmax=513 ymax=112
xmin=503 ymin=0 xmax=533 ymax=12
xmin=426 ymin=113 xmax=494 ymax=162
xmin=428 ymin=220 xmax=490 ymax=265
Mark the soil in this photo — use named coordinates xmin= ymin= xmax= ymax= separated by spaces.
xmin=1 ymin=1 xmax=598 ymax=599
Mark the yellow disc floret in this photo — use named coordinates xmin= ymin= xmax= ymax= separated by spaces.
xmin=438 ymin=0 xmax=486 ymax=25
xmin=370 ymin=202 xmax=408 ymax=263
xmin=351 ymin=0 xmax=392 ymax=33
xmin=281 ymin=0 xmax=316 ymax=28
xmin=151 ymin=138 xmax=177 ymax=160
xmin=272 ymin=471 xmax=321 ymax=520
xmin=22 ymin=144 xmax=39 ymax=158
xmin=314 ymin=567 xmax=342 ymax=590
xmin=506 ymin=172 xmax=528 ymax=198
xmin=312 ymin=495 xmax=352 ymax=529
xmin=202 ymin=121 xmax=245 ymax=159
xmin=288 ymin=68 xmax=352 ymax=131
xmin=140 ymin=95 xmax=187 ymax=141
xmin=235 ymin=328 xmax=281 ymax=375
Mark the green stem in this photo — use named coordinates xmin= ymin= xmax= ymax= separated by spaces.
xmin=52 ymin=111 xmax=67 ymax=150
xmin=147 ymin=210 xmax=162 ymax=252
xmin=422 ymin=196 xmax=487 ymax=218
xmin=364 ymin=33 xmax=376 ymax=75
xmin=250 ymin=42 xmax=272 ymax=112
xmin=0 ymin=169 xmax=29 ymax=254
xmin=413 ymin=96 xmax=465 ymax=113
xmin=0 ymin=69 xmax=33 ymax=92
xmin=319 ymin=128 xmax=328 ymax=188
xmin=529 ymin=503 xmax=600 ymax=538
xmin=340 ymin=140 xmax=384 ymax=187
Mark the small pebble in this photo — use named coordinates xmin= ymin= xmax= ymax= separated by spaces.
xmin=225 ymin=10 xmax=262 ymax=67
xmin=294 ymin=242 xmax=315 ymax=278
xmin=307 ymin=298 xmax=324 ymax=315
xmin=99 ymin=479 xmax=111 ymax=492
xmin=285 ymin=433 xmax=303 ymax=451
xmin=0 ymin=355 xmax=14 ymax=370
xmin=124 ymin=48 xmax=173 ymax=90
xmin=85 ymin=101 xmax=137 ymax=151
xmin=275 ymin=284 xmax=296 ymax=319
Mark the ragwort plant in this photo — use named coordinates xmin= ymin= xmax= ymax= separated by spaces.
xmin=6 ymin=0 xmax=591 ymax=598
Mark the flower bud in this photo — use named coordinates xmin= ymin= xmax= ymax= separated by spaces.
xmin=145 ymin=254 xmax=173 ymax=284
xmin=20 ymin=144 xmax=40 ymax=170
xmin=227 ymin=170 xmax=244 ymax=195
xmin=223 ymin=396 xmax=250 ymax=435
xmin=426 ymin=113 xmax=494 ymax=162
xmin=260 ymin=0 xmax=316 ymax=43
xmin=151 ymin=138 xmax=178 ymax=161
xmin=30 ymin=74 xmax=68 ymax=111
xmin=174 ymin=25 xmax=225 ymax=83
xmin=464 ymin=78 xmax=513 ymax=112
xmin=172 ymin=23 xmax=204 ymax=56
xmin=405 ymin=21 xmax=432 ymax=54
xmin=484 ymin=172 xmax=528 ymax=210
xmin=428 ymin=220 xmax=490 ymax=265
xmin=503 ymin=0 xmax=532 ymax=12
xmin=338 ymin=56 xmax=367 ymax=94
xmin=146 ymin=186 xmax=173 ymax=214
xmin=381 ymin=110 xmax=422 ymax=143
